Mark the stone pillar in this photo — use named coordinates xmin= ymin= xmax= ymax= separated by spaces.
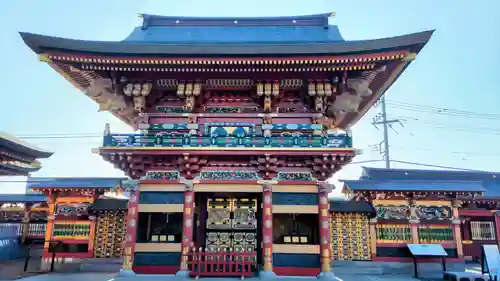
xmin=317 ymin=182 xmax=336 ymax=280
xmin=120 ymin=180 xmax=140 ymax=276
xmin=369 ymin=218 xmax=378 ymax=259
xmin=452 ymin=200 xmax=463 ymax=258
xmin=260 ymin=183 xmax=276 ymax=278
xmin=177 ymin=182 xmax=195 ymax=277
xmin=409 ymin=200 xmax=420 ymax=244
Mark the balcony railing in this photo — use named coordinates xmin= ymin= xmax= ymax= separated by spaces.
xmin=102 ymin=133 xmax=352 ymax=149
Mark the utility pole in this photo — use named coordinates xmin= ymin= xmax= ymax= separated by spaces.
xmin=372 ymin=96 xmax=402 ymax=168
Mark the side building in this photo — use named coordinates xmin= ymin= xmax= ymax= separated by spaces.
xmin=341 ymin=167 xmax=491 ymax=262
xmin=357 ymin=167 xmax=500 ymax=261
xmin=20 ymin=13 xmax=433 ymax=277
xmin=26 ymin=177 xmax=126 ymax=270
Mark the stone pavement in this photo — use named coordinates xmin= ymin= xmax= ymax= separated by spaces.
xmin=6 ymin=273 xmax=423 ymax=281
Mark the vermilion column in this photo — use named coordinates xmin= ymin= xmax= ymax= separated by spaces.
xmin=318 ymin=182 xmax=335 ymax=279
xmin=261 ymin=183 xmax=274 ymax=275
xmin=120 ymin=180 xmax=140 ymax=276
xmin=178 ymin=182 xmax=195 ymax=275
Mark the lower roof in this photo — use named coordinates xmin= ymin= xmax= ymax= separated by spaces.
xmin=0 ymin=132 xmax=53 ymax=159
xmin=27 ymin=177 xmax=127 ymax=190
xmin=0 ymin=194 xmax=46 ymax=203
xmin=342 ymin=179 xmax=486 ymax=193
xmin=88 ymin=198 xmax=128 ymax=211
xmin=329 ymin=199 xmax=375 ymax=215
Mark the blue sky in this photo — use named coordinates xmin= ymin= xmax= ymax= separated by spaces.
xmin=1 ymin=0 xmax=499 ymax=195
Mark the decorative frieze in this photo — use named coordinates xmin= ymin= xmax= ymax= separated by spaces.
xmin=275 ymin=172 xmax=314 ymax=181
xmin=143 ymin=171 xmax=180 ymax=181
xmin=199 ymin=171 xmax=260 ymax=181
xmin=103 ymin=134 xmax=351 ymax=148
xmin=416 ymin=205 xmax=452 ymax=220
xmin=374 ymin=205 xmax=409 ymax=221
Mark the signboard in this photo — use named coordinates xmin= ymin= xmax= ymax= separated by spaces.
xmin=482 ymin=245 xmax=500 ymax=276
xmin=407 ymin=244 xmax=448 ymax=257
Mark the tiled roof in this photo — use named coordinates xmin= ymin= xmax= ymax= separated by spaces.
xmin=342 ymin=179 xmax=485 ymax=193
xmin=0 ymin=194 xmax=46 ymax=203
xmin=361 ymin=167 xmax=500 ymax=181
xmin=0 ymin=132 xmax=52 ymax=159
xmin=26 ymin=177 xmax=127 ymax=190
xmin=360 ymin=167 xmax=500 ymax=198
xmin=19 ymin=13 xmax=433 ymax=56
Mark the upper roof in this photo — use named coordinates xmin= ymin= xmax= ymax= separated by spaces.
xmin=0 ymin=194 xmax=46 ymax=203
xmin=27 ymin=177 xmax=126 ymax=190
xmin=360 ymin=167 xmax=500 ymax=199
xmin=0 ymin=132 xmax=53 ymax=159
xmin=20 ymin=13 xmax=433 ymax=56
xmin=342 ymin=179 xmax=486 ymax=193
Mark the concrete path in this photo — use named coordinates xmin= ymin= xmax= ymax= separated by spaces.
xmin=8 ymin=273 xmax=423 ymax=281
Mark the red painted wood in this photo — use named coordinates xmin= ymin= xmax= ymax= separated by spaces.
xmin=197 ymin=180 xmax=258 ymax=184
xmin=132 ymin=265 xmax=180 ymax=274
xmin=187 ymin=250 xmax=257 ymax=277
xmin=277 ymin=180 xmax=318 ymax=185
xmin=459 ymin=210 xmax=494 ymax=217
xmin=273 ymin=266 xmax=320 ymax=276
xmin=146 ymin=113 xmax=318 ymax=118
xmin=495 ymin=216 xmax=500 ymax=246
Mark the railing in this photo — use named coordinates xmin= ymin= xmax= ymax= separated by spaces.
xmin=24 ymin=239 xmax=62 ymax=273
xmin=187 ymin=248 xmax=257 ymax=278
xmin=103 ymin=134 xmax=352 ymax=149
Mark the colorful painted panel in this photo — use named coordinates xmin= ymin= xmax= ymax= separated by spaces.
xmin=203 ymin=106 xmax=258 ymax=114
xmin=199 ymin=171 xmax=259 ymax=181
xmin=416 ymin=206 xmax=452 ymax=220
xmin=27 ymin=223 xmax=46 ymax=237
xmin=330 ymin=213 xmax=370 ymax=261
xmin=54 ymin=203 xmax=89 ymax=217
xmin=103 ymin=134 xmax=351 ymax=148
xmin=143 ymin=171 xmax=180 ymax=181
xmin=146 ymin=123 xmax=198 ymax=131
xmin=52 ymin=222 xmax=90 ymax=237
xmin=262 ymin=124 xmax=323 ymax=131
xmin=375 ymin=224 xmax=412 ymax=243
xmin=0 ymin=211 xmax=24 ymax=222
xmin=417 ymin=225 xmax=453 ymax=243
xmin=94 ymin=212 xmax=126 ymax=258
xmin=205 ymin=122 xmax=255 ymax=137
xmin=275 ymin=172 xmax=314 ymax=181
xmin=156 ymin=106 xmax=187 ymax=113
xmin=374 ymin=205 xmax=409 ymax=220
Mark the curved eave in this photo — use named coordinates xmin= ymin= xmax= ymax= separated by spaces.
xmin=0 ymin=162 xmax=40 ymax=173
xmin=0 ymin=132 xmax=53 ymax=159
xmin=20 ymin=30 xmax=434 ymax=56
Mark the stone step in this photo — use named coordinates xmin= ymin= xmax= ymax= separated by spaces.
xmin=332 ymin=260 xmax=383 ymax=275
xmin=79 ymin=259 xmax=122 ymax=273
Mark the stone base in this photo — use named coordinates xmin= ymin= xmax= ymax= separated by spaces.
xmin=259 ymin=270 xmax=277 ymax=279
xmin=175 ymin=270 xmax=190 ymax=278
xmin=119 ymin=269 xmax=136 ymax=276
xmin=317 ymin=271 xmax=341 ymax=281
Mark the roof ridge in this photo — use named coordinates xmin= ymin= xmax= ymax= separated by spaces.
xmin=139 ymin=13 xmax=334 ymax=29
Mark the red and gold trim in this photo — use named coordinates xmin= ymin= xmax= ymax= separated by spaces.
xmin=318 ymin=182 xmax=332 ymax=274
xmin=122 ymin=183 xmax=140 ymax=272
xmin=180 ymin=182 xmax=195 ymax=271
xmin=262 ymin=183 xmax=274 ymax=272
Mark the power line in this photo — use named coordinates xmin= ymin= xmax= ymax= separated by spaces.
xmin=386 ymin=100 xmax=500 ymax=121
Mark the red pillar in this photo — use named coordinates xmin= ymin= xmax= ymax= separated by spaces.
xmin=179 ymin=182 xmax=195 ymax=274
xmin=495 ymin=215 xmax=500 ymax=248
xmin=120 ymin=180 xmax=140 ymax=276
xmin=318 ymin=182 xmax=335 ymax=279
xmin=261 ymin=183 xmax=275 ymax=276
